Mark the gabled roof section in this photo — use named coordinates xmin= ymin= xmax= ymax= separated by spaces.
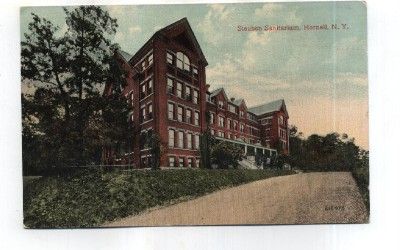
xmin=235 ymin=98 xmax=247 ymax=110
xmin=210 ymin=87 xmax=228 ymax=101
xmin=232 ymin=98 xmax=244 ymax=106
xmin=157 ymin=18 xmax=208 ymax=65
xmin=248 ymin=99 xmax=288 ymax=117
xmin=129 ymin=18 xmax=208 ymax=66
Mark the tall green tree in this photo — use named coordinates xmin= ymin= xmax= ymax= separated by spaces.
xmin=21 ymin=6 xmax=129 ymax=172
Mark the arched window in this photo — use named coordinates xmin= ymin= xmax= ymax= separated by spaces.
xmin=176 ymin=51 xmax=190 ymax=71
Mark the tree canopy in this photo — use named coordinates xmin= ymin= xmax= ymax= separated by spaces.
xmin=21 ymin=6 xmax=130 ymax=174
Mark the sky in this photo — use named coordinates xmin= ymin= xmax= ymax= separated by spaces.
xmin=20 ymin=2 xmax=368 ymax=149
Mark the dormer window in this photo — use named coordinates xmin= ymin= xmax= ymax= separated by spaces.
xmin=176 ymin=52 xmax=190 ymax=71
xmin=218 ymin=101 xmax=224 ymax=109
xmin=228 ymin=104 xmax=236 ymax=113
xmin=279 ymin=116 xmax=284 ymax=125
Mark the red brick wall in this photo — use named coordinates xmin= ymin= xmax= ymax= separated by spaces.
xmin=112 ymin=22 xmax=290 ymax=168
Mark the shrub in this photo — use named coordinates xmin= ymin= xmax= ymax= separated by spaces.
xmin=210 ymin=141 xmax=243 ymax=168
xmin=23 ymin=169 xmax=294 ymax=228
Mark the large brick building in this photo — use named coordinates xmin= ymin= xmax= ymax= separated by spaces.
xmin=104 ymin=18 xmax=289 ymax=168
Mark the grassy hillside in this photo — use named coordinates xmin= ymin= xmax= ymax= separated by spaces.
xmin=24 ymin=169 xmax=294 ymax=228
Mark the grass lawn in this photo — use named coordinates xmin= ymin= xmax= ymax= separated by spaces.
xmin=23 ymin=168 xmax=294 ymax=228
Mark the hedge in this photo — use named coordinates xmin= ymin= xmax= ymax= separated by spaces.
xmin=24 ymin=169 xmax=294 ymax=228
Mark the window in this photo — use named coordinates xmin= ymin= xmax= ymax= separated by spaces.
xmin=148 ymin=79 xmax=153 ymax=94
xmin=168 ymin=103 xmax=174 ymax=120
xmin=148 ymin=103 xmax=153 ymax=119
xmin=185 ymin=86 xmax=191 ymax=100
xmin=177 ymin=106 xmax=183 ymax=122
xmin=211 ymin=129 xmax=215 ymax=135
xmin=187 ymin=133 xmax=192 ymax=149
xmin=279 ymin=116 xmax=284 ymax=125
xmin=279 ymin=129 xmax=287 ymax=139
xmin=229 ymin=104 xmax=236 ymax=113
xmin=196 ymin=158 xmax=200 ymax=168
xmin=176 ymin=52 xmax=190 ymax=71
xmin=234 ymin=121 xmax=238 ymax=130
xmin=176 ymin=52 xmax=184 ymax=69
xmin=184 ymin=57 xmax=190 ymax=71
xmin=240 ymin=123 xmax=244 ymax=132
xmin=186 ymin=109 xmax=192 ymax=123
xmin=218 ymin=116 xmax=224 ymax=127
xmin=187 ymin=158 xmax=193 ymax=168
xmin=178 ymin=131 xmax=184 ymax=148
xmin=169 ymin=157 xmax=175 ymax=167
xmin=148 ymin=54 xmax=153 ymax=65
xmin=177 ymin=82 xmax=182 ymax=98
xmin=240 ymin=110 xmax=244 ymax=117
xmin=210 ymin=113 xmax=215 ymax=124
xmin=262 ymin=118 xmax=272 ymax=125
xmin=168 ymin=130 xmax=175 ymax=147
xmin=194 ymin=135 xmax=200 ymax=149
xmin=266 ymin=128 xmax=271 ymax=137
xmin=141 ymin=107 xmax=146 ymax=122
xmin=167 ymin=52 xmax=173 ymax=64
xmin=218 ymin=131 xmax=225 ymax=138
xmin=141 ymin=60 xmax=146 ymax=71
xmin=227 ymin=119 xmax=231 ymax=129
xmin=167 ymin=78 xmax=174 ymax=94
xmin=218 ymin=101 xmax=224 ymax=109
xmin=249 ymin=113 xmax=257 ymax=121
xmin=193 ymin=90 xmax=199 ymax=104
xmin=194 ymin=111 xmax=199 ymax=126
xmin=193 ymin=67 xmax=198 ymax=75
xmin=141 ymin=84 xmax=146 ymax=98
xmin=179 ymin=157 xmax=184 ymax=167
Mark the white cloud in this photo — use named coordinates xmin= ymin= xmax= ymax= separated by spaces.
xmin=197 ymin=4 xmax=235 ymax=45
xmin=246 ymin=31 xmax=271 ymax=46
xmin=254 ymin=3 xmax=284 ymax=18
xmin=106 ymin=5 xmax=137 ymax=17
xmin=210 ymin=4 xmax=232 ymax=21
xmin=336 ymin=73 xmax=368 ymax=87
xmin=128 ymin=25 xmax=141 ymax=34
xmin=207 ymin=54 xmax=291 ymax=106
xmin=114 ymin=32 xmax=125 ymax=44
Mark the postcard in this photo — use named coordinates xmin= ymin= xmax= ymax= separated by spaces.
xmin=21 ymin=1 xmax=368 ymax=228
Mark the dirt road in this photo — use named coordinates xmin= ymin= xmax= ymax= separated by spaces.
xmin=104 ymin=172 xmax=368 ymax=226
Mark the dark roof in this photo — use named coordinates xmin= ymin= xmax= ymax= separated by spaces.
xmin=208 ymin=87 xmax=288 ymax=117
xmin=232 ymin=98 xmax=244 ymax=106
xmin=210 ymin=87 xmax=245 ymax=106
xmin=248 ymin=99 xmax=287 ymax=116
xmin=210 ymin=88 xmax=226 ymax=98
xmin=129 ymin=17 xmax=208 ymax=66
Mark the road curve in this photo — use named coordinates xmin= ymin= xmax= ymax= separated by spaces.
xmin=104 ymin=172 xmax=368 ymax=227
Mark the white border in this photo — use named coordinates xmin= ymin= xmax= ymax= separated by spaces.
xmin=1 ymin=0 xmax=400 ymax=250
